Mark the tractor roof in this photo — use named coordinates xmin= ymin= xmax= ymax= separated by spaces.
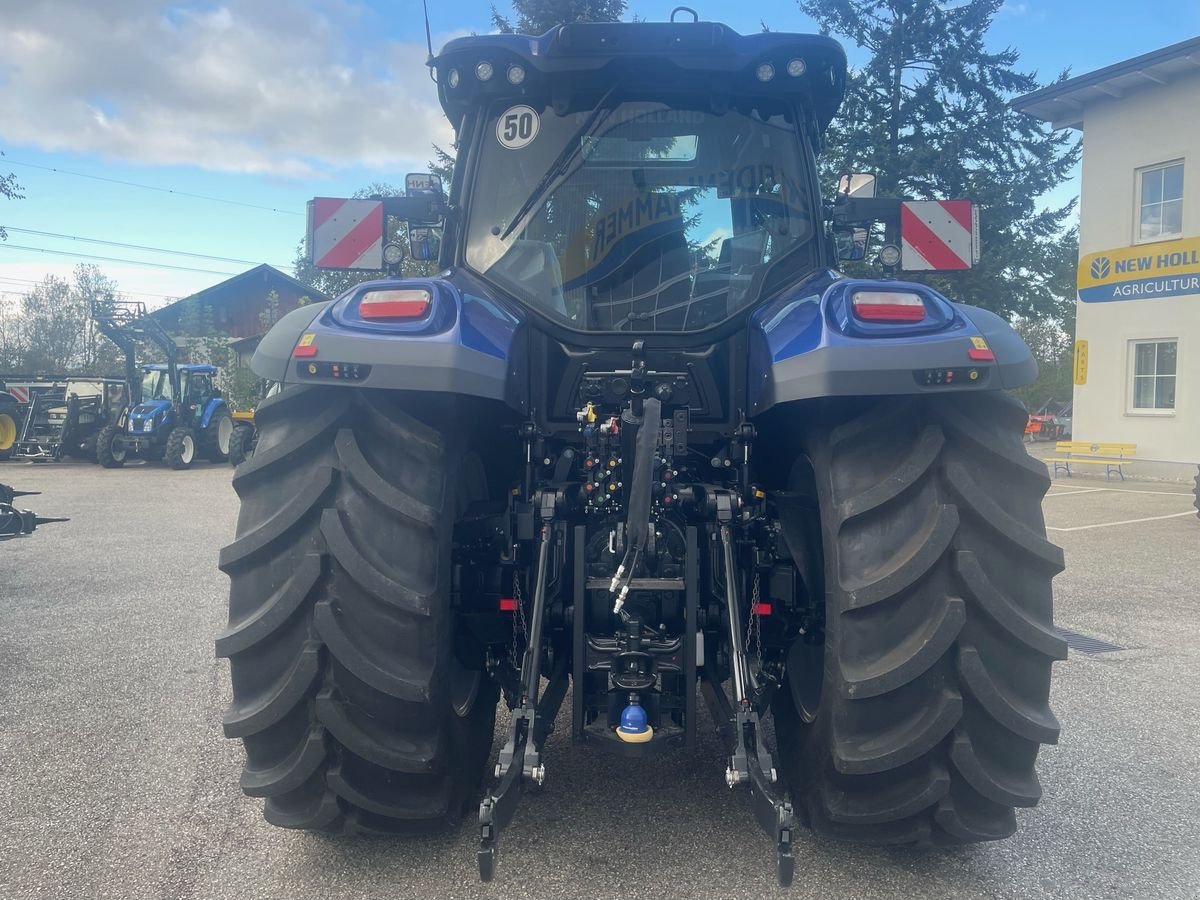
xmin=433 ymin=21 xmax=846 ymax=134
xmin=142 ymin=364 xmax=218 ymax=374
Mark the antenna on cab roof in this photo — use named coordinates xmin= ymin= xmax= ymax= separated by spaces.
xmin=423 ymin=0 xmax=435 ymax=76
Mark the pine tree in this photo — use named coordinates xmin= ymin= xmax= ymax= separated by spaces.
xmin=492 ymin=0 xmax=626 ymax=34
xmin=800 ymin=0 xmax=1080 ymax=320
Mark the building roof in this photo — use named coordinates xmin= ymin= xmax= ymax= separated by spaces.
xmin=151 ymin=264 xmax=328 ymax=323
xmin=1012 ymin=36 xmax=1200 ymax=130
xmin=143 ymin=363 xmax=218 ymax=374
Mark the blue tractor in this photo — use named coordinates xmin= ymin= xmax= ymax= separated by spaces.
xmin=93 ymin=301 xmax=233 ymax=469
xmin=219 ymin=17 xmax=1064 ymax=885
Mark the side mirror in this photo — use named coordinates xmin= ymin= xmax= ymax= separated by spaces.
xmin=409 ymin=227 xmax=440 ymax=262
xmin=837 ymin=173 xmax=877 ymax=199
xmin=405 ymin=173 xmax=445 ymax=259
xmin=834 ymin=226 xmax=870 ymax=262
xmin=405 ymin=172 xmax=444 ymax=198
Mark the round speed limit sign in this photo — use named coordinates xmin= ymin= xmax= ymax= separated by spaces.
xmin=497 ymin=105 xmax=540 ymax=150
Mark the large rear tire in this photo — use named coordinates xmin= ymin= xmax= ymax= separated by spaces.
xmin=773 ymin=391 xmax=1066 ymax=845
xmin=205 ymin=409 xmax=234 ymax=462
xmin=217 ymin=385 xmax=498 ymax=833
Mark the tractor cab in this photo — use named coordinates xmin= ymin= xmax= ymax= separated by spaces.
xmin=432 ymin=21 xmax=845 ymax=333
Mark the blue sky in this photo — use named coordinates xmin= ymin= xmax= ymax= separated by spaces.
xmin=1 ymin=0 xmax=1197 ymax=304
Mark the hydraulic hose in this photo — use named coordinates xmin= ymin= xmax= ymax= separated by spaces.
xmin=625 ymin=397 xmax=661 ymax=551
xmin=610 ymin=397 xmax=661 ymax=612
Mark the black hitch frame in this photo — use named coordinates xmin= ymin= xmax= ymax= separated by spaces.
xmin=477 ymin=484 xmax=794 ymax=886
xmin=478 ymin=494 xmax=570 ymax=882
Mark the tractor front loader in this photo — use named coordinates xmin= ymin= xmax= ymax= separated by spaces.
xmin=218 ymin=16 xmax=1065 ymax=887
xmin=92 ymin=300 xmax=234 ymax=469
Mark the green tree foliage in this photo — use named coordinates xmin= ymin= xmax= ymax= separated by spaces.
xmin=801 ymin=0 xmax=1080 ymax=321
xmin=1 ymin=265 xmax=129 ymax=373
xmin=1011 ymin=315 xmax=1074 ymax=409
xmin=292 ymin=183 xmax=441 ymax=298
xmin=492 ymin=0 xmax=626 ymax=33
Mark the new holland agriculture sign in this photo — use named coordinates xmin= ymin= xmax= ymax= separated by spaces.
xmin=1078 ymin=237 xmax=1200 ymax=302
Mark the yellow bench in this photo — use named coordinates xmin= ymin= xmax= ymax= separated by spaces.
xmin=1047 ymin=441 xmax=1137 ymax=481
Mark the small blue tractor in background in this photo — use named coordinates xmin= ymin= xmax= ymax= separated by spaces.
xmin=93 ymin=300 xmax=233 ymax=469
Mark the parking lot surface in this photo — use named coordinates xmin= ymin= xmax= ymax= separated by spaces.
xmin=1 ymin=460 xmax=1198 ymax=899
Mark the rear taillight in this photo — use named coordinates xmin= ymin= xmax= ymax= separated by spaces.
xmin=358 ymin=288 xmax=431 ymax=320
xmin=851 ymin=290 xmax=926 ymax=322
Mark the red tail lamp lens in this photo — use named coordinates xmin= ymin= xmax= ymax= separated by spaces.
xmin=851 ymin=290 xmax=926 ymax=322
xmin=359 ymin=288 xmax=431 ymax=320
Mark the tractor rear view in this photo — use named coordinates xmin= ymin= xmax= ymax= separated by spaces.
xmin=219 ymin=17 xmax=1064 ymax=885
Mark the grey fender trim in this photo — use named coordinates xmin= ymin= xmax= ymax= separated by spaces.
xmin=252 ymin=303 xmax=511 ymax=402
xmin=954 ymin=304 xmax=1039 ymax=390
xmin=251 ymin=302 xmax=330 ymax=383
xmin=753 ymin=304 xmax=1037 ymax=414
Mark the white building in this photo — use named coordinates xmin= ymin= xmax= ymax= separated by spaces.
xmin=1014 ymin=37 xmax=1200 ymax=465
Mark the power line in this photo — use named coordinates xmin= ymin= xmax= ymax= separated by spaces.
xmin=0 ymin=276 xmax=178 ymax=302
xmin=1 ymin=225 xmax=292 ymax=269
xmin=5 ymin=159 xmax=305 ymax=216
xmin=0 ymin=243 xmax=239 ymax=276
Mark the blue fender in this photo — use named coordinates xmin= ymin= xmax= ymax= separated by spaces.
xmin=748 ymin=272 xmax=1037 ymax=415
xmin=251 ymin=271 xmax=528 ymax=413
xmin=199 ymin=397 xmax=228 ymax=429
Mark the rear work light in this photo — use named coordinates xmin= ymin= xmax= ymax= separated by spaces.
xmin=851 ymin=290 xmax=927 ymax=322
xmin=358 ymin=288 xmax=431 ymax=320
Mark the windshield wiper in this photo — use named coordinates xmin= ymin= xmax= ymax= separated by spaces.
xmin=498 ymin=84 xmax=622 ymax=242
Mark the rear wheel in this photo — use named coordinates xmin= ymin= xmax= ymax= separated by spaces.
xmin=164 ymin=427 xmax=196 ymax=470
xmin=205 ymin=409 xmax=234 ymax=462
xmin=773 ymin=391 xmax=1066 ymax=845
xmin=0 ymin=397 xmax=18 ymax=461
xmin=217 ymin=385 xmax=498 ymax=833
xmin=228 ymin=424 xmax=255 ymax=468
xmin=96 ymin=423 xmax=127 ymax=468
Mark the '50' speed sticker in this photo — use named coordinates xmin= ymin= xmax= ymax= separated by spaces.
xmin=497 ymin=105 xmax=540 ymax=150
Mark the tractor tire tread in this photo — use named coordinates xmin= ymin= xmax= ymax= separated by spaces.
xmin=775 ymin=391 xmax=1062 ymax=846
xmin=220 ymin=386 xmax=496 ymax=833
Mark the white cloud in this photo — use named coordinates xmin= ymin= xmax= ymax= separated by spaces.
xmin=0 ymin=0 xmax=455 ymax=177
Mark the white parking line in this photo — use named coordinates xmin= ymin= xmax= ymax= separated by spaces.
xmin=1047 ymin=511 xmax=1197 ymax=532
xmin=1047 ymin=486 xmax=1193 ymax=496
xmin=1045 ymin=488 xmax=1107 ymax=498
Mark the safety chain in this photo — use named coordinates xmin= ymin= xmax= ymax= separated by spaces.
xmin=746 ymin=571 xmax=763 ymax=675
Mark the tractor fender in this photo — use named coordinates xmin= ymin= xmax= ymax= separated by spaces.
xmin=252 ymin=276 xmax=526 ymax=413
xmin=198 ymin=397 xmax=228 ymax=429
xmin=749 ymin=275 xmax=1037 ymax=414
xmin=250 ymin=302 xmax=331 ymax=384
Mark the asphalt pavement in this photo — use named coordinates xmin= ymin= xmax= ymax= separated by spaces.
xmin=1 ymin=459 xmax=1198 ymax=900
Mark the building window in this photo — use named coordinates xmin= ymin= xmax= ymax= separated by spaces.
xmin=1130 ymin=339 xmax=1177 ymax=411
xmin=1137 ymin=161 xmax=1184 ymax=242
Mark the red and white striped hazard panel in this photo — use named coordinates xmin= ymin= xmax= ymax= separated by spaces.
xmin=8 ymin=386 xmax=29 ymax=403
xmin=900 ymin=200 xmax=978 ymax=271
xmin=307 ymin=197 xmax=385 ymax=270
